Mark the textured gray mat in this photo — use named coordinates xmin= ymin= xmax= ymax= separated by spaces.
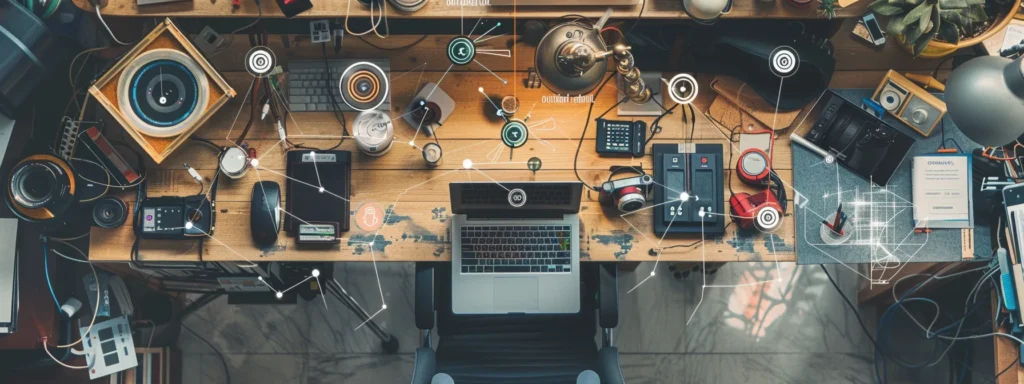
xmin=793 ymin=89 xmax=991 ymax=265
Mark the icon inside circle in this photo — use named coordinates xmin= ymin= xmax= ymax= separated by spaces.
xmin=355 ymin=202 xmax=386 ymax=232
xmin=508 ymin=189 xmax=527 ymax=208
xmin=501 ymin=120 xmax=528 ymax=149
xmin=447 ymin=36 xmax=476 ymax=66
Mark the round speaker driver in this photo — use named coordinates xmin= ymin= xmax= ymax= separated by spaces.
xmin=117 ymin=49 xmax=210 ymax=138
xmin=339 ymin=62 xmax=389 ymax=112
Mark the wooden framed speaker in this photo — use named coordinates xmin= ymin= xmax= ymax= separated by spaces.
xmin=88 ymin=18 xmax=236 ymax=164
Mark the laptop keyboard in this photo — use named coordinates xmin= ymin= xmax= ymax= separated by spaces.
xmin=460 ymin=225 xmax=572 ymax=274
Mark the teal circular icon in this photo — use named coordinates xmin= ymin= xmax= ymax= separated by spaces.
xmin=501 ymin=120 xmax=528 ymax=148
xmin=447 ymin=36 xmax=476 ymax=66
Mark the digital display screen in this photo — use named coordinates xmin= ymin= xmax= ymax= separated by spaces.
xmin=866 ymin=19 xmax=884 ymax=39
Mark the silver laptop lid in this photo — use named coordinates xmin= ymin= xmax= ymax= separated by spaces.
xmin=449 ymin=181 xmax=583 ymax=219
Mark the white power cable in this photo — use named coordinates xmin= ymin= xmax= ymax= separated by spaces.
xmin=94 ymin=6 xmax=130 ymax=46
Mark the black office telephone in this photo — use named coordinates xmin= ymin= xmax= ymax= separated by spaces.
xmin=596 ymin=119 xmax=646 ymax=157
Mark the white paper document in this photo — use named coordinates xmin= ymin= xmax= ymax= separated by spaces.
xmin=912 ymin=155 xmax=973 ymax=229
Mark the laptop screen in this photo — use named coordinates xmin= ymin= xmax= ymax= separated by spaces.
xmin=449 ymin=182 xmax=583 ymax=218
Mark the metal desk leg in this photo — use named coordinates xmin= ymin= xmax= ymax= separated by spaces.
xmin=323 ymin=278 xmax=400 ymax=354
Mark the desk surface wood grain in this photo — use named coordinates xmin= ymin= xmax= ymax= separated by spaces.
xmin=84 ymin=24 xmax=953 ymax=265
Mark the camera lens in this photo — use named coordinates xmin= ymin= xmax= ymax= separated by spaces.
xmin=11 ymin=162 xmax=57 ymax=209
xmin=91 ymin=196 xmax=127 ymax=228
xmin=5 ymin=155 xmax=76 ymax=223
xmin=621 ymin=200 xmax=644 ymax=212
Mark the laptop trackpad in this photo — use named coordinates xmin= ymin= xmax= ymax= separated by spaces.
xmin=494 ymin=277 xmax=539 ymax=313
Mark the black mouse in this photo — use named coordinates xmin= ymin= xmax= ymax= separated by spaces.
xmin=251 ymin=181 xmax=281 ymax=248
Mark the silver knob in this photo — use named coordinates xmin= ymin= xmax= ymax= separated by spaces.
xmin=911 ymin=108 xmax=929 ymax=124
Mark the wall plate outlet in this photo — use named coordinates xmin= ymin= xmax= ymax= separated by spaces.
xmin=310 ymin=20 xmax=331 ymax=43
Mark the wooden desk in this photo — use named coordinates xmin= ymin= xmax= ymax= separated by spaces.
xmin=84 ymin=20 xmax=952 ymax=264
xmin=77 ymin=0 xmax=869 ymax=19
xmin=993 ymin=294 xmax=1022 ymax=384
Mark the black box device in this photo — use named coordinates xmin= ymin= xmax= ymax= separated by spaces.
xmin=285 ymin=150 xmax=351 ymax=235
xmin=596 ymin=119 xmax=646 ymax=157
xmin=652 ymin=143 xmax=725 ymax=236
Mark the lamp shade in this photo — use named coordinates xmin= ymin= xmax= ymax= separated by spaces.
xmin=534 ymin=21 xmax=608 ymax=95
xmin=0 ymin=0 xmax=55 ymax=118
xmin=945 ymin=55 xmax=1024 ymax=147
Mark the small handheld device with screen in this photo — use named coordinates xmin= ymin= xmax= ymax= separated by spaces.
xmin=861 ymin=13 xmax=886 ymax=46
xmin=1004 ymin=183 xmax=1024 ymax=258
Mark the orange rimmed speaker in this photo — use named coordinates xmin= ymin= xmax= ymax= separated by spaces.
xmin=88 ymin=18 xmax=236 ymax=164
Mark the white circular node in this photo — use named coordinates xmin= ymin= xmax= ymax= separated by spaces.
xmin=680 ymin=192 xmax=690 ymax=201
xmin=382 ymin=304 xmax=388 ymax=309
xmin=311 ymin=269 xmax=320 ymax=277
xmin=769 ymin=46 xmax=800 ymax=79
xmin=698 ymin=210 xmax=706 ymax=218
xmin=184 ymin=222 xmax=194 ymax=229
xmin=369 ymin=241 xmax=375 ymax=246
xmin=275 ymin=292 xmax=283 ymax=299
xmin=755 ymin=207 xmax=782 ymax=232
xmin=258 ymin=276 xmax=263 ymax=281
xmin=477 ymin=87 xmax=484 ymax=93
xmin=824 ymin=155 xmax=835 ymax=164
xmin=667 ymin=74 xmax=699 ymax=105
xmin=250 ymin=158 xmax=259 ymax=167
xmin=319 ymin=187 xmax=325 ymax=193
xmin=507 ymin=188 xmax=528 ymax=208
xmin=463 ymin=159 xmax=473 ymax=169
xmin=408 ymin=141 xmax=415 ymax=147
xmin=245 ymin=46 xmax=277 ymax=78
xmin=419 ymin=100 xmax=426 ymax=106
xmin=650 ymin=271 xmax=655 ymax=276
xmin=309 ymin=151 xmax=316 ymax=157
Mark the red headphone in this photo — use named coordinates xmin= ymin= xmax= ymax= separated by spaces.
xmin=729 ymin=170 xmax=788 ymax=232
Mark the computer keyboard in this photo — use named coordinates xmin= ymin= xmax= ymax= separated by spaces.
xmin=459 ymin=225 xmax=572 ymax=274
xmin=286 ymin=60 xmax=343 ymax=112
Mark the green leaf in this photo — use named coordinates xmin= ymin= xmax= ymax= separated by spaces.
xmin=918 ymin=5 xmax=934 ymax=32
xmin=965 ymin=5 xmax=988 ymax=22
xmin=888 ymin=15 xmax=909 ymax=37
xmin=913 ymin=17 xmax=940 ymax=56
xmin=888 ymin=14 xmax=909 ymax=37
xmin=939 ymin=9 xmax=964 ymax=26
xmin=873 ymin=3 xmax=907 ymax=14
xmin=938 ymin=18 xmax=961 ymax=44
xmin=939 ymin=0 xmax=968 ymax=8
xmin=904 ymin=1 xmax=934 ymax=28
xmin=905 ymin=24 xmax=924 ymax=44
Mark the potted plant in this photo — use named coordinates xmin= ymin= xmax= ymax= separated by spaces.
xmin=871 ymin=0 xmax=1021 ymax=58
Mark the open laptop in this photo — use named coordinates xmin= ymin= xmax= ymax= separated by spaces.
xmin=449 ymin=181 xmax=583 ymax=315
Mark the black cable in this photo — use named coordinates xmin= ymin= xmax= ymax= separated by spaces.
xmin=995 ymin=347 xmax=1020 ymax=382
xmin=626 ymin=0 xmax=646 ymax=35
xmin=357 ymin=35 xmax=428 ymax=50
xmin=643 ymin=103 xmax=679 ymax=147
xmin=820 ymin=265 xmax=884 ymax=357
xmin=573 ymin=73 xmax=618 ymax=191
xmin=189 ymin=136 xmax=223 ymax=152
xmin=181 ymin=323 xmax=231 ymax=384
xmin=597 ymin=95 xmax=631 ymax=120
xmin=725 ymin=125 xmax=742 ymax=196
xmin=686 ymin=104 xmax=696 ymax=143
xmin=320 ymin=43 xmax=349 ymax=151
